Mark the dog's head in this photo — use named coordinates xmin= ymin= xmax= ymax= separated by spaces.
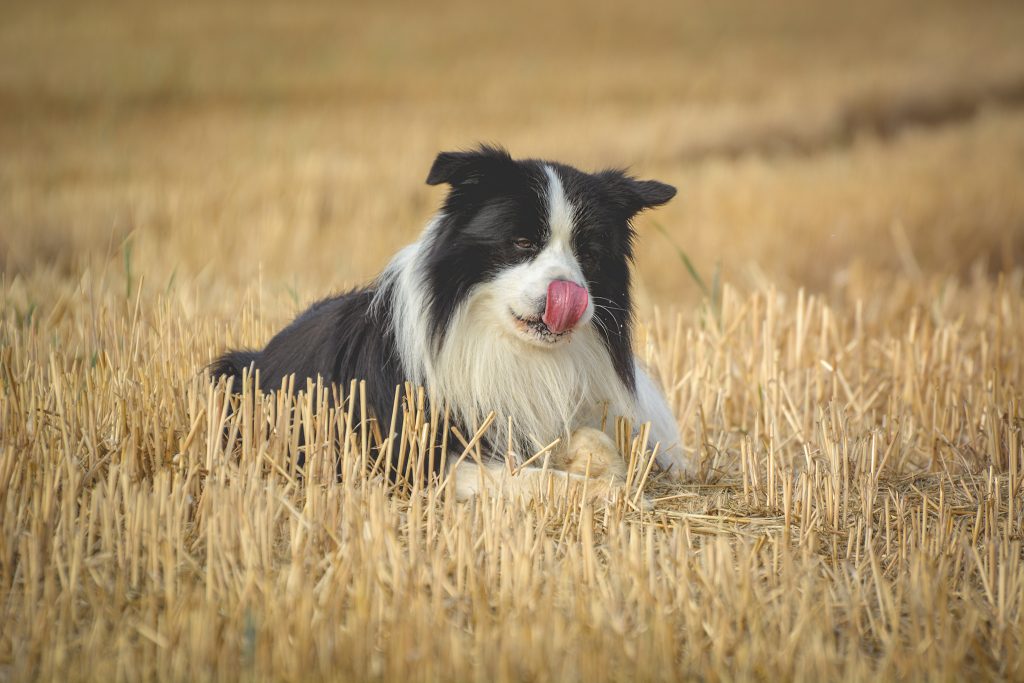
xmin=422 ymin=145 xmax=675 ymax=354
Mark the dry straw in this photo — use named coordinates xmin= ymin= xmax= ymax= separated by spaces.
xmin=2 ymin=269 xmax=1022 ymax=681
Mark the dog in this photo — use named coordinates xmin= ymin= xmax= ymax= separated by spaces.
xmin=211 ymin=145 xmax=693 ymax=501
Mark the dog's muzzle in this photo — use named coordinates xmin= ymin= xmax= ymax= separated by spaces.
xmin=542 ymin=280 xmax=589 ymax=333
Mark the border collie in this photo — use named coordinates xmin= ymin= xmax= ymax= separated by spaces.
xmin=212 ymin=146 xmax=693 ymax=499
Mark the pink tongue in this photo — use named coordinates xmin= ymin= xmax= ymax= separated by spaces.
xmin=542 ymin=280 xmax=589 ymax=333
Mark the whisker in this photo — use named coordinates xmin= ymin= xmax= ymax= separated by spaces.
xmin=589 ymin=296 xmax=630 ymax=314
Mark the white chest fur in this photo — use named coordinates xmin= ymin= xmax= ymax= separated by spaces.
xmin=428 ymin=289 xmax=634 ymax=458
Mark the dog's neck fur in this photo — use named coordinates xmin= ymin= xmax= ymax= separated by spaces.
xmin=376 ymin=219 xmax=636 ymax=460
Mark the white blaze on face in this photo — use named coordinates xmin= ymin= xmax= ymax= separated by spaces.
xmin=536 ymin=165 xmax=586 ymax=290
xmin=545 ymin=165 xmax=575 ymax=249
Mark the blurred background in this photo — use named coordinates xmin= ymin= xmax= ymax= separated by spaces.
xmin=2 ymin=0 xmax=1023 ymax=316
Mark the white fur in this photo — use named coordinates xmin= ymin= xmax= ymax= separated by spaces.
xmin=373 ymin=168 xmax=692 ymax=478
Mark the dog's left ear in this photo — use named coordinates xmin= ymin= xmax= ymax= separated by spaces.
xmin=426 ymin=145 xmax=514 ymax=187
xmin=598 ymin=170 xmax=676 ymax=217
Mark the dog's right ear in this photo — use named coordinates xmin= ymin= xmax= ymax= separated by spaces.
xmin=426 ymin=145 xmax=513 ymax=186
xmin=597 ymin=169 xmax=677 ymax=218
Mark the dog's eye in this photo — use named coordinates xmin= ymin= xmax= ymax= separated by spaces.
xmin=513 ymin=237 xmax=537 ymax=251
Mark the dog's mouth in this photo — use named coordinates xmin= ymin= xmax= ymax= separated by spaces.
xmin=510 ymin=310 xmax=572 ymax=343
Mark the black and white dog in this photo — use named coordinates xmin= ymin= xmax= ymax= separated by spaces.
xmin=212 ymin=146 xmax=692 ymax=498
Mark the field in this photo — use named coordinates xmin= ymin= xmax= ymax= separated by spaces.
xmin=2 ymin=0 xmax=1024 ymax=680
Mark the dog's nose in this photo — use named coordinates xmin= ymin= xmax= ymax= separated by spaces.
xmin=542 ymin=280 xmax=589 ymax=333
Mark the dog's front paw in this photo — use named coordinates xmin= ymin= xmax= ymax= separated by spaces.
xmin=559 ymin=427 xmax=627 ymax=481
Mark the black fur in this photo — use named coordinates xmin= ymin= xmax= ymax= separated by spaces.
xmin=216 ymin=288 xmax=401 ymax=399
xmin=212 ymin=288 xmax=411 ymax=473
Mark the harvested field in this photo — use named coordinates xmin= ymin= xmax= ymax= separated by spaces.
xmin=2 ymin=0 xmax=1023 ymax=680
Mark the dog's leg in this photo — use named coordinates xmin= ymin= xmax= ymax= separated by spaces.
xmin=559 ymin=427 xmax=653 ymax=508
xmin=633 ymin=361 xmax=696 ymax=479
xmin=451 ymin=427 xmax=635 ymax=505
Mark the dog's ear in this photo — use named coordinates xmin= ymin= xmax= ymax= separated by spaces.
xmin=426 ymin=145 xmax=514 ymax=186
xmin=598 ymin=170 xmax=676 ymax=217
